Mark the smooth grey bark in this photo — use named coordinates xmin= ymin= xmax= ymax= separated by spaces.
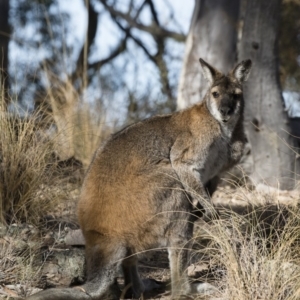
xmin=239 ymin=0 xmax=296 ymax=189
xmin=177 ymin=0 xmax=240 ymax=109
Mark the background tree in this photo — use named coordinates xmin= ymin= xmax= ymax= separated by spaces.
xmin=279 ymin=0 xmax=300 ymax=91
xmin=177 ymin=0 xmax=240 ymax=109
xmin=2 ymin=0 xmax=300 ymax=186
xmin=6 ymin=0 xmax=189 ymax=162
xmin=178 ymin=0 xmax=299 ymax=189
xmin=238 ymin=0 xmax=296 ymax=189
xmin=0 ymin=0 xmax=10 ymax=106
xmin=9 ymin=0 xmax=187 ymax=118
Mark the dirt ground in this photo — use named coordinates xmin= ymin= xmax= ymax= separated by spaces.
xmin=1 ymin=183 xmax=299 ymax=299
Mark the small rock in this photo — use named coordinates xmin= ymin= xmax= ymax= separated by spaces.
xmin=64 ymin=229 xmax=85 ymax=246
xmin=192 ymin=282 xmax=219 ymax=296
xmin=0 ymin=224 xmax=7 ymax=237
xmin=43 ymin=262 xmax=59 ymax=275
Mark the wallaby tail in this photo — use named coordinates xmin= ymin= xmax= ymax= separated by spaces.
xmin=26 ymin=287 xmax=92 ymax=300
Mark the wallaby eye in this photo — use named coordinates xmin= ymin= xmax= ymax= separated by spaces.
xmin=228 ymin=107 xmax=234 ymax=115
xmin=212 ymin=92 xmax=219 ymax=98
xmin=233 ymin=93 xmax=241 ymax=100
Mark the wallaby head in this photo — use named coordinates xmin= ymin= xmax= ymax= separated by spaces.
xmin=199 ymin=58 xmax=252 ymax=125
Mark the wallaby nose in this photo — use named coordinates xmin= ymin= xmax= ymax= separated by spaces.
xmin=220 ymin=107 xmax=233 ymax=116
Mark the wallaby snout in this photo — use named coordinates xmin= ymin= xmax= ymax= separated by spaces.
xmin=218 ymin=94 xmax=241 ymax=122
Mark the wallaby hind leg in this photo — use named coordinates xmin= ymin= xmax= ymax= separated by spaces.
xmin=26 ymin=237 xmax=125 ymax=300
xmin=122 ymin=252 xmax=165 ymax=299
xmin=122 ymin=255 xmax=145 ymax=299
xmin=81 ymin=236 xmax=127 ymax=299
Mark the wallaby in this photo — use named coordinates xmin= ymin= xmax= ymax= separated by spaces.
xmin=27 ymin=58 xmax=252 ymax=300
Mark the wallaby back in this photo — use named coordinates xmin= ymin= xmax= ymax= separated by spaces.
xmin=26 ymin=58 xmax=251 ymax=300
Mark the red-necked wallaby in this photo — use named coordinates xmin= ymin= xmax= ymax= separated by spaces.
xmin=27 ymin=58 xmax=251 ymax=299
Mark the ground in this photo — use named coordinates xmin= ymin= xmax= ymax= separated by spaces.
xmin=1 ymin=183 xmax=300 ymax=299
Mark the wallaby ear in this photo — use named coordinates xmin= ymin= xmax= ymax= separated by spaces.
xmin=231 ymin=59 xmax=252 ymax=83
xmin=199 ymin=58 xmax=221 ymax=84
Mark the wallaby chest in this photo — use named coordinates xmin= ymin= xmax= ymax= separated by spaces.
xmin=173 ymin=105 xmax=238 ymax=185
xmin=199 ymin=133 xmax=232 ymax=184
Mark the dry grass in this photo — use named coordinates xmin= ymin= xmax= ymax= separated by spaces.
xmin=0 ymin=99 xmax=59 ymax=225
xmin=44 ymin=71 xmax=112 ymax=167
xmin=0 ymin=74 xmax=111 ymax=294
xmin=193 ymin=195 xmax=300 ymax=299
xmin=2 ymin=71 xmax=300 ymax=298
xmin=0 ymin=68 xmax=113 ymax=225
xmin=0 ymin=226 xmax=39 ymax=289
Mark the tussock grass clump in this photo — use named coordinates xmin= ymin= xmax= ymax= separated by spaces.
xmin=0 ymin=100 xmax=58 ymax=225
xmin=0 ymin=70 xmax=111 ymax=224
xmin=196 ymin=204 xmax=300 ymax=299
xmin=44 ymin=72 xmax=111 ymax=167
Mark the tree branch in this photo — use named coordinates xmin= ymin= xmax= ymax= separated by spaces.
xmin=86 ymin=0 xmax=148 ymax=72
xmin=72 ymin=0 xmax=98 ymax=85
xmin=113 ymin=18 xmax=156 ymax=63
xmin=114 ymin=19 xmax=175 ymax=110
xmin=146 ymin=0 xmax=160 ymax=26
xmin=98 ymin=0 xmax=186 ymax=42
xmin=88 ymin=32 xmax=129 ymax=70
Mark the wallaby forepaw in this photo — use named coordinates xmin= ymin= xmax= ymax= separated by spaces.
xmin=142 ymin=278 xmax=164 ymax=291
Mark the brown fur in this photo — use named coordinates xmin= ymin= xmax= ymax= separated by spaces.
xmin=26 ymin=58 xmax=251 ymax=300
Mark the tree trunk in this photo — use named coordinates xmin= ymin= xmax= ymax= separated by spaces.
xmin=239 ymin=0 xmax=296 ymax=189
xmin=177 ymin=0 xmax=240 ymax=109
xmin=0 ymin=0 xmax=10 ymax=106
xmin=72 ymin=0 xmax=98 ymax=91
